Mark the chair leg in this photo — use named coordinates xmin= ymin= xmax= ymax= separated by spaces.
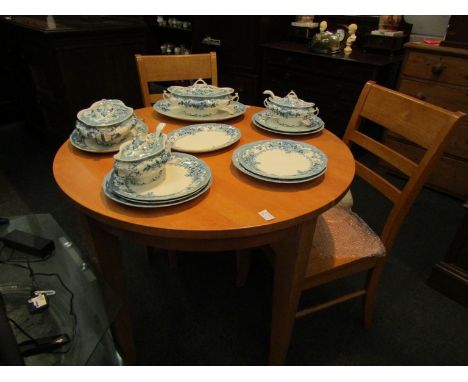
xmin=363 ymin=259 xmax=385 ymax=329
xmin=235 ymin=249 xmax=251 ymax=287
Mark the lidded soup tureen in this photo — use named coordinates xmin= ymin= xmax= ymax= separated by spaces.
xmin=263 ymin=90 xmax=319 ymax=127
xmin=75 ymin=99 xmax=137 ymax=146
xmin=113 ymin=123 xmax=171 ymax=186
xmin=163 ymin=79 xmax=239 ymax=117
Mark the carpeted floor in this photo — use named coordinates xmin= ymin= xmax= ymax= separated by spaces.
xmin=1 ymin=120 xmax=467 ymax=365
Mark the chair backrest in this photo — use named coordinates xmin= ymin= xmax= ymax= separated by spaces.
xmin=343 ymin=81 xmax=465 ymax=252
xmin=135 ymin=52 xmax=218 ymax=107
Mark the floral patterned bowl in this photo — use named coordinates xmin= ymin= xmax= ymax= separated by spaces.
xmin=163 ymin=79 xmax=239 ymax=117
xmin=263 ymin=90 xmax=319 ymax=127
xmin=75 ymin=115 xmax=137 ymax=146
xmin=113 ymin=124 xmax=171 ymax=186
xmin=77 ymin=99 xmax=134 ymax=127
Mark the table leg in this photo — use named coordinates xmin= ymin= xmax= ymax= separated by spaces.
xmin=80 ymin=214 xmax=137 ymax=365
xmin=269 ymin=218 xmax=317 ymax=365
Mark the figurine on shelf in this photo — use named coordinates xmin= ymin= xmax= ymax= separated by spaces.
xmin=344 ymin=23 xmax=358 ymax=55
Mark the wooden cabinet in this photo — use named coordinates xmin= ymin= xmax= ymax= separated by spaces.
xmin=260 ymin=42 xmax=403 ymax=137
xmin=1 ymin=16 xmax=148 ymax=143
xmin=384 ymin=42 xmax=468 ymax=199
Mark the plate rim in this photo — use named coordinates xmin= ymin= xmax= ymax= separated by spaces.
xmin=253 ymin=110 xmax=325 ymax=133
xmin=235 ymin=139 xmax=328 ymax=180
xmin=167 ymin=123 xmax=241 ymax=153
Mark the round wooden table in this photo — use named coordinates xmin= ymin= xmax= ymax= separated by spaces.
xmin=53 ymin=105 xmax=355 ymax=365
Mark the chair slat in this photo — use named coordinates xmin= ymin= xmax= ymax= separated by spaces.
xmin=355 ymin=161 xmax=401 ymax=203
xmin=135 ymin=53 xmax=217 ymax=107
xmin=360 ymin=86 xmax=452 ymax=149
xmin=350 ymin=130 xmax=418 ymax=177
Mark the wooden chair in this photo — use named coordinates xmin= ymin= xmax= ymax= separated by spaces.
xmin=238 ymin=81 xmax=465 ymax=351
xmin=135 ymin=52 xmax=218 ymax=107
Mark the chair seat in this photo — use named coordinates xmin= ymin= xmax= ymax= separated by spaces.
xmin=306 ymin=205 xmax=385 ymax=278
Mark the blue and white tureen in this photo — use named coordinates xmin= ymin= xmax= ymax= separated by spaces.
xmin=162 ymin=78 xmax=239 ymax=117
xmin=113 ymin=123 xmax=171 ymax=186
xmin=263 ymin=90 xmax=319 ymax=127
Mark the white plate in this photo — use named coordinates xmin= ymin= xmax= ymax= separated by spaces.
xmin=154 ymin=100 xmax=246 ymax=122
xmin=70 ymin=119 xmax=148 ymax=153
xmin=167 ymin=123 xmax=241 ymax=153
xmin=236 ymin=139 xmax=327 ymax=180
xmin=103 ymin=172 xmax=212 ymax=208
xmin=110 ymin=152 xmax=211 ymax=202
xmin=253 ymin=110 xmax=324 ymax=133
xmin=252 ymin=117 xmax=323 ymax=136
xmin=231 ymin=148 xmax=325 ymax=184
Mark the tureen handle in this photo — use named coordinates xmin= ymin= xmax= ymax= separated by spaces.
xmin=286 ymin=90 xmax=299 ymax=99
xmin=193 ymin=78 xmax=208 ymax=86
xmin=263 ymin=90 xmax=276 ymax=98
xmin=155 ymin=123 xmax=166 ymax=139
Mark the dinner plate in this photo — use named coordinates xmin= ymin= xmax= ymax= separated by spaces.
xmin=167 ymin=123 xmax=241 ymax=153
xmin=110 ymin=152 xmax=211 ymax=202
xmin=236 ymin=139 xmax=327 ymax=180
xmin=253 ymin=110 xmax=324 ymax=134
xmin=251 ymin=117 xmax=323 ymax=136
xmin=231 ymin=148 xmax=326 ymax=184
xmin=103 ymin=172 xmax=212 ymax=208
xmin=154 ymin=100 xmax=246 ymax=122
xmin=70 ymin=119 xmax=148 ymax=153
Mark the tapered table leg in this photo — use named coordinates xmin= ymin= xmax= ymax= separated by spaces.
xmin=269 ymin=218 xmax=317 ymax=365
xmin=80 ymin=215 xmax=137 ymax=365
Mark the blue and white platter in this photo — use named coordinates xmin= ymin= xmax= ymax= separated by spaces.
xmin=154 ymin=100 xmax=246 ymax=122
xmin=252 ymin=110 xmax=324 ymax=135
xmin=103 ymin=172 xmax=212 ymax=208
xmin=69 ymin=119 xmax=148 ymax=153
xmin=167 ymin=123 xmax=241 ymax=153
xmin=235 ymin=139 xmax=327 ymax=181
xmin=231 ymin=147 xmax=326 ymax=184
xmin=109 ymin=152 xmax=211 ymax=202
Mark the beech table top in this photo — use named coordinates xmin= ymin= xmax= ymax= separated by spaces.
xmin=53 ymin=106 xmax=355 ymax=239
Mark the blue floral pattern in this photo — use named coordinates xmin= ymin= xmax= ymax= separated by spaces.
xmin=168 ymin=79 xmax=234 ymax=98
xmin=237 ymin=139 xmax=327 ymax=180
xmin=77 ymin=99 xmax=134 ymax=127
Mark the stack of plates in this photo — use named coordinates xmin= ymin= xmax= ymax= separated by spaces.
xmin=252 ymin=110 xmax=324 ymax=136
xmin=231 ymin=139 xmax=327 ymax=184
xmin=103 ymin=152 xmax=212 ymax=208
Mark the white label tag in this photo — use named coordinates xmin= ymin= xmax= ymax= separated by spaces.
xmin=258 ymin=209 xmax=275 ymax=221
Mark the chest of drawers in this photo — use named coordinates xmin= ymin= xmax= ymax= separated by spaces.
xmin=384 ymin=42 xmax=468 ymax=199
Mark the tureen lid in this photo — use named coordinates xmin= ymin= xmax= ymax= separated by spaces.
xmin=77 ymin=99 xmax=134 ymax=127
xmin=114 ymin=124 xmax=166 ymax=162
xmin=167 ymin=78 xmax=234 ymax=98
xmin=263 ymin=90 xmax=315 ymax=109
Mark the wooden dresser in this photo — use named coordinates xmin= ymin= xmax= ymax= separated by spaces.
xmin=384 ymin=42 xmax=468 ymax=199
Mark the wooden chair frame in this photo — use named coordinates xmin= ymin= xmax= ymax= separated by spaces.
xmin=135 ymin=52 xmax=218 ymax=107
xmin=238 ymin=81 xmax=465 ymax=333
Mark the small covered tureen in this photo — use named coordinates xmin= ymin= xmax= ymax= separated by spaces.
xmin=163 ymin=79 xmax=239 ymax=117
xmin=263 ymin=90 xmax=319 ymax=127
xmin=113 ymin=123 xmax=171 ymax=186
xmin=75 ymin=99 xmax=136 ymax=146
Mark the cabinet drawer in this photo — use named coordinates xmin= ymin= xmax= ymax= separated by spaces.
xmin=384 ymin=136 xmax=468 ymax=199
xmin=402 ymin=50 xmax=468 ymax=87
xmin=398 ymin=78 xmax=468 ymax=113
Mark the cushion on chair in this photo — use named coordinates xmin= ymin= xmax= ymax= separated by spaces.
xmin=313 ymin=205 xmax=385 ymax=260
xmin=337 ymin=190 xmax=354 ymax=210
